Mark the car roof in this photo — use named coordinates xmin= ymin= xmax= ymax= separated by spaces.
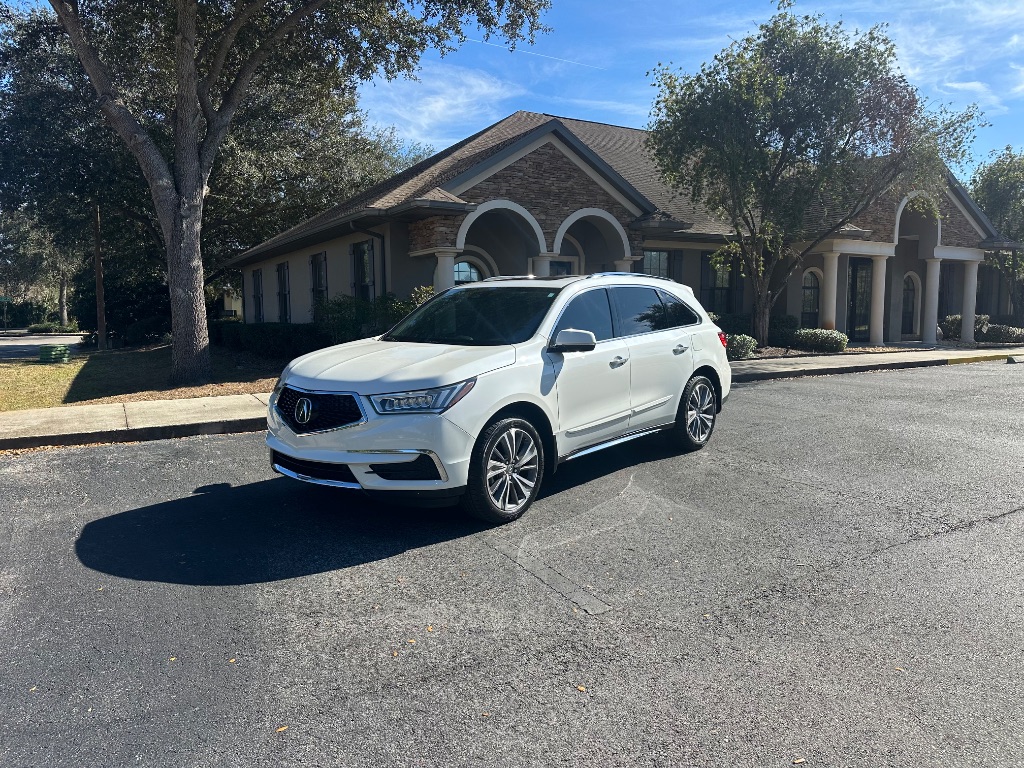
xmin=471 ymin=273 xmax=694 ymax=294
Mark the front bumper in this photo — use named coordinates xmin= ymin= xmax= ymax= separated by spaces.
xmin=266 ymin=392 xmax=475 ymax=495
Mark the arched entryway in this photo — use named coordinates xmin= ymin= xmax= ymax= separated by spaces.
xmin=450 ymin=200 xmax=546 ymax=284
xmin=554 ymin=208 xmax=632 ymax=274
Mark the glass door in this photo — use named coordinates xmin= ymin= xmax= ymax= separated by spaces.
xmin=846 ymin=258 xmax=871 ymax=342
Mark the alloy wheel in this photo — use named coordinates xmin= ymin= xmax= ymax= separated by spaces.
xmin=685 ymin=381 xmax=715 ymax=444
xmin=485 ymin=427 xmax=540 ymax=513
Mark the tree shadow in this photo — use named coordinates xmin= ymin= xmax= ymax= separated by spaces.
xmin=74 ymin=478 xmax=488 ymax=586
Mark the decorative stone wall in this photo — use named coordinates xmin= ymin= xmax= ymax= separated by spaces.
xmin=850 ymin=189 xmax=983 ymax=250
xmin=408 ymin=215 xmax=465 ymax=253
xmin=459 ymin=142 xmax=638 ymax=256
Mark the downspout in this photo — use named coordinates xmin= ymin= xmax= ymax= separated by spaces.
xmin=351 ymin=223 xmax=386 ymax=296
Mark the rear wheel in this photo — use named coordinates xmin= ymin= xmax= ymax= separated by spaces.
xmin=462 ymin=417 xmax=544 ymax=524
xmin=666 ymin=375 xmax=717 ymax=452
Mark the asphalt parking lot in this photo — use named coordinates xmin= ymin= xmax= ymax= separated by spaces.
xmin=1 ymin=362 xmax=1022 ymax=767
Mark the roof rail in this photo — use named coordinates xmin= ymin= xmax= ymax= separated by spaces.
xmin=585 ymin=272 xmax=677 ymax=283
xmin=482 ymin=275 xmax=585 ymax=282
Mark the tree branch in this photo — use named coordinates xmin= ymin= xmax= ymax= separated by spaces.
xmin=199 ymin=0 xmax=330 ymax=179
xmin=47 ymin=1 xmax=177 ymax=241
xmin=197 ymin=0 xmax=270 ymax=117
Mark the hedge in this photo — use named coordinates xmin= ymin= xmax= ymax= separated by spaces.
xmin=27 ymin=321 xmax=80 ymax=334
xmin=726 ymin=334 xmax=757 ymax=361
xmin=793 ymin=328 xmax=848 ymax=353
xmin=939 ymin=314 xmax=989 ymax=341
xmin=978 ymin=324 xmax=1024 ymax=344
xmin=707 ymin=312 xmax=800 ymax=346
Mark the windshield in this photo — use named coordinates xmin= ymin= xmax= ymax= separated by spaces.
xmin=382 ymin=286 xmax=561 ymax=346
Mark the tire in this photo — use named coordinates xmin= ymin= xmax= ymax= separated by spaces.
xmin=461 ymin=417 xmax=545 ymax=524
xmin=665 ymin=375 xmax=717 ymax=452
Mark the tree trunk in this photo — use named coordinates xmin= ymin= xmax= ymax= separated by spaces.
xmin=752 ymin=293 xmax=771 ymax=345
xmin=59 ymin=274 xmax=68 ymax=326
xmin=165 ymin=189 xmax=211 ymax=385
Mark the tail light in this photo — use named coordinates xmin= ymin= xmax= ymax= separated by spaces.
xmin=718 ymin=332 xmax=728 ymax=347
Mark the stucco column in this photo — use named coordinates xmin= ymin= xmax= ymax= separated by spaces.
xmin=922 ymin=258 xmax=942 ymax=344
xmin=433 ymin=250 xmax=457 ymax=291
xmin=533 ymin=254 xmax=552 ymax=277
xmin=613 ymin=259 xmax=634 ymax=273
xmin=821 ymin=251 xmax=840 ymax=330
xmin=960 ymin=260 xmax=981 ymax=343
xmin=869 ymin=255 xmax=888 ymax=345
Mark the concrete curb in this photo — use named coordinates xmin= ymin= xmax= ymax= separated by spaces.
xmin=0 ymin=416 xmax=268 ymax=451
xmin=733 ymin=352 xmax=1015 ymax=383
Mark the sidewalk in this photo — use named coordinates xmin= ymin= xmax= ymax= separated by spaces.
xmin=1 ymin=347 xmax=1022 ymax=451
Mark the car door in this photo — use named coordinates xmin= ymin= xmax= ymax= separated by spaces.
xmin=546 ymin=288 xmax=632 ymax=457
xmin=608 ymin=285 xmax=696 ymax=432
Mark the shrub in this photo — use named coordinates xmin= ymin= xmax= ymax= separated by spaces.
xmin=208 ymin=317 xmax=242 ymax=346
xmin=978 ymin=324 xmax=1024 ymax=344
xmin=939 ymin=314 xmax=989 ymax=341
xmin=726 ymin=333 xmax=757 ymax=360
xmin=793 ymin=328 xmax=848 ymax=353
xmin=27 ymin=320 xmax=81 ymax=333
xmin=124 ymin=316 xmax=171 ymax=345
xmin=315 ymin=293 xmax=414 ymax=345
xmin=707 ymin=312 xmax=751 ymax=336
xmin=767 ymin=314 xmax=800 ymax=347
xmin=410 ymin=285 xmax=436 ymax=307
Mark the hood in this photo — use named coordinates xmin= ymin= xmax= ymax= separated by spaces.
xmin=283 ymin=337 xmax=517 ymax=395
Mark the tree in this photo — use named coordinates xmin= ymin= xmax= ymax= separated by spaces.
xmin=0 ymin=209 xmax=83 ymax=325
xmin=970 ymin=147 xmax=1024 ymax=326
xmin=647 ymin=3 xmax=980 ymax=343
xmin=34 ymin=0 xmax=548 ymax=383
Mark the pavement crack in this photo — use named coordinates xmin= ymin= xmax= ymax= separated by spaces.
xmin=869 ymin=504 xmax=1024 ymax=557
xmin=483 ymin=534 xmax=614 ymax=616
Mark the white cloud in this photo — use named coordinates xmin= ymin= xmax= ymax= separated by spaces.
xmin=941 ymin=80 xmax=1007 ymax=114
xmin=358 ymin=62 xmax=527 ymax=150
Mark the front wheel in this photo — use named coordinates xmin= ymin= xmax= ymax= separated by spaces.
xmin=462 ymin=417 xmax=545 ymax=524
xmin=666 ymin=375 xmax=717 ymax=452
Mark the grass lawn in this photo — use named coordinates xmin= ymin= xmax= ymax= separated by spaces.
xmin=0 ymin=344 xmax=287 ymax=412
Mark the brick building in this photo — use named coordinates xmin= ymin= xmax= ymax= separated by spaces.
xmin=228 ymin=111 xmax=1015 ymax=344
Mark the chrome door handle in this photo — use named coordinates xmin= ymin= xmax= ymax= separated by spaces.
xmin=673 ymin=344 xmax=689 ymax=355
xmin=609 ymin=356 xmax=628 ymax=368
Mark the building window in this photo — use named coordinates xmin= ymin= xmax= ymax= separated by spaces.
xmin=251 ymin=268 xmax=264 ymax=323
xmin=700 ymin=252 xmax=738 ymax=314
xmin=454 ymin=261 xmax=483 ymax=285
xmin=902 ymin=274 xmax=918 ymax=335
xmin=351 ymin=240 xmax=375 ymax=300
xmin=276 ymin=261 xmax=290 ymax=323
xmin=641 ymin=250 xmax=670 ymax=278
xmin=801 ymin=270 xmax=821 ymax=328
xmin=310 ymin=252 xmax=328 ymax=314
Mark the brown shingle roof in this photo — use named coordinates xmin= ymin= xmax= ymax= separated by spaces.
xmin=232 ymin=111 xmax=734 ymax=263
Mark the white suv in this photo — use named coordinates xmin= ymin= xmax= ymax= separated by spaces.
xmin=267 ymin=273 xmax=731 ymax=523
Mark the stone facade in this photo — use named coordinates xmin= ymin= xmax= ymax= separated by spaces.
xmin=459 ymin=142 xmax=637 ymax=253
xmin=850 ymin=190 xmax=982 ymax=250
xmin=408 ymin=215 xmax=465 ymax=253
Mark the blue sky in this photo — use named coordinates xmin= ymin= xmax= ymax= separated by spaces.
xmin=358 ymin=0 xmax=1024 ymax=180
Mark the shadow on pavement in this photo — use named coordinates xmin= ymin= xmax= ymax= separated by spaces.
xmin=75 ymin=434 xmax=690 ymax=587
xmin=75 ymin=478 xmax=488 ymax=586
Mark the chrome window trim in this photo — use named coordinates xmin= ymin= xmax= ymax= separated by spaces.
xmin=274 ymin=383 xmax=368 ymax=435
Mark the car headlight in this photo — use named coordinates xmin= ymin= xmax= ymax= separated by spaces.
xmin=272 ymin=371 xmax=289 ymax=398
xmin=369 ymin=379 xmax=476 ymax=414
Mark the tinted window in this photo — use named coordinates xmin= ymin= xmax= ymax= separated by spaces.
xmin=610 ymin=286 xmax=665 ymax=337
xmin=552 ymin=289 xmax=613 ymax=342
xmin=656 ymin=290 xmax=702 ymax=328
xmin=382 ymin=286 xmax=560 ymax=345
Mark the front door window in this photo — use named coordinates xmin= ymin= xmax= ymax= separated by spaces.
xmin=902 ymin=276 xmax=917 ymax=335
xmin=847 ymin=258 xmax=871 ymax=342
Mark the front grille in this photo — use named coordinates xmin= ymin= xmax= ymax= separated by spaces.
xmin=272 ymin=451 xmax=359 ymax=485
xmin=370 ymin=454 xmax=442 ymax=481
xmin=276 ymin=386 xmax=363 ymax=434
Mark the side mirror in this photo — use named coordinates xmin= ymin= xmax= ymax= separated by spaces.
xmin=550 ymin=328 xmax=597 ymax=353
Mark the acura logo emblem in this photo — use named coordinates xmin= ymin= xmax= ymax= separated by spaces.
xmin=294 ymin=397 xmax=313 ymax=425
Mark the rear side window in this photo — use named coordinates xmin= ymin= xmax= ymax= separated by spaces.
xmin=656 ymin=289 xmax=702 ymax=328
xmin=552 ymin=289 xmax=613 ymax=341
xmin=609 ymin=286 xmax=665 ymax=337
